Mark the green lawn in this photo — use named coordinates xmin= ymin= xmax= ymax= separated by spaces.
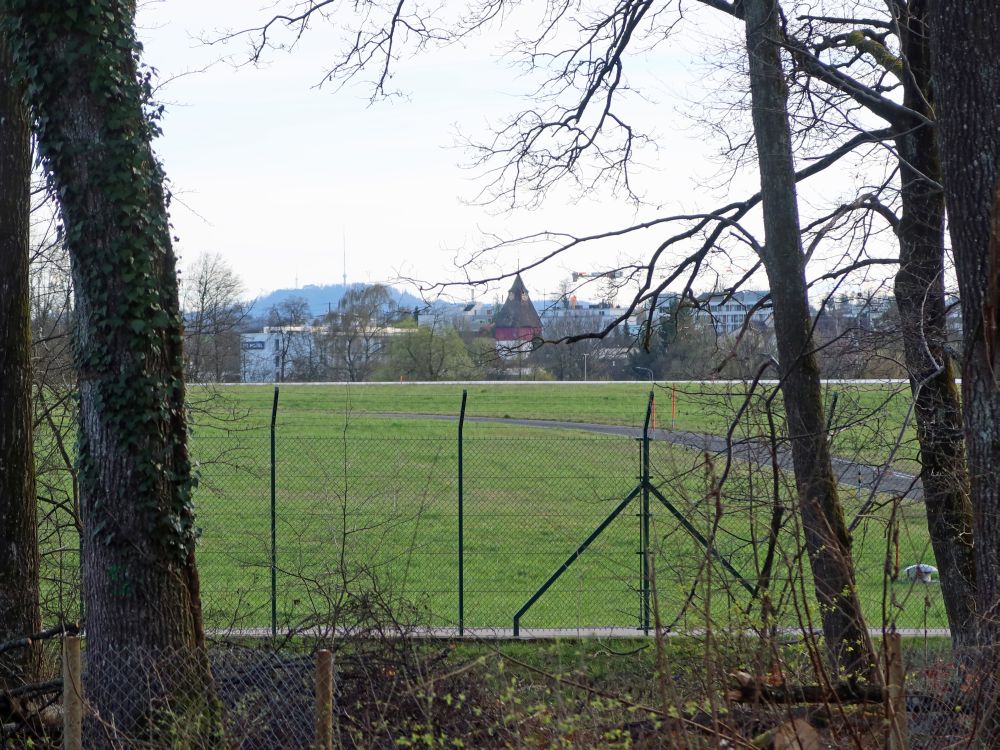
xmin=181 ymin=383 xmax=943 ymax=633
xmin=194 ymin=380 xmax=920 ymax=468
xmin=37 ymin=381 xmax=942 ymax=632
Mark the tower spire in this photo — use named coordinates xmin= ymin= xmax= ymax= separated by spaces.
xmin=342 ymin=228 xmax=347 ymax=288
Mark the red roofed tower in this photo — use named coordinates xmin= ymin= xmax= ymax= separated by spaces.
xmin=493 ymin=274 xmax=542 ymax=352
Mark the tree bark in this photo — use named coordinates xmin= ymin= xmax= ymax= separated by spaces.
xmin=891 ymin=0 xmax=977 ymax=658
xmin=930 ymin=0 xmax=1000 ymax=739
xmin=0 ymin=3 xmax=222 ymax=745
xmin=742 ymin=0 xmax=879 ymax=681
xmin=0 ymin=32 xmax=40 ymax=690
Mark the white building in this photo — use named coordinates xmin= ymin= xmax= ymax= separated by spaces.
xmin=240 ymin=323 xmax=412 ymax=382
xmin=240 ymin=326 xmax=319 ymax=382
xmin=539 ymin=301 xmax=643 ymax=336
xmin=694 ymin=290 xmax=772 ymax=335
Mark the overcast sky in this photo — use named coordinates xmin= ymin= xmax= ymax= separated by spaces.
xmin=135 ymin=2 xmax=816 ymax=305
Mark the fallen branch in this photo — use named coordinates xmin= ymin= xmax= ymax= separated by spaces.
xmin=7 ymin=679 xmax=63 ymax=700
xmin=0 ymin=622 xmax=80 ymax=656
xmin=727 ymin=671 xmax=887 ymax=704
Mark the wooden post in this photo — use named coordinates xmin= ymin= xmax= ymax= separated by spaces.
xmin=62 ymin=635 xmax=82 ymax=750
xmin=885 ymin=632 xmax=909 ymax=750
xmin=315 ymin=649 xmax=334 ymax=750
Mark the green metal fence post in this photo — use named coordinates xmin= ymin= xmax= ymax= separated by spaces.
xmin=458 ymin=389 xmax=467 ymax=636
xmin=641 ymin=390 xmax=653 ymax=635
xmin=270 ymin=384 xmax=279 ymax=638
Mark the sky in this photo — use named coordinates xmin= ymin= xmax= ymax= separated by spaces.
xmin=134 ymin=2 xmax=820 ymax=306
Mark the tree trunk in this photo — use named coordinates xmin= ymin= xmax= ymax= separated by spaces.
xmin=0 ymin=32 xmax=40 ymax=690
xmin=891 ymin=0 xmax=977 ymax=659
xmin=742 ymin=0 xmax=879 ymax=682
xmin=930 ymin=1 xmax=1000 ymax=740
xmin=0 ymin=3 xmax=222 ymax=746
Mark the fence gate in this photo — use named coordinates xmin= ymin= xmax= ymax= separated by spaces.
xmin=459 ymin=391 xmax=756 ymax=635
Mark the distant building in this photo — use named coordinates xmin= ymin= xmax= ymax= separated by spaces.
xmin=823 ymin=294 xmax=892 ymax=331
xmin=454 ymin=300 xmax=496 ymax=333
xmin=493 ymin=274 xmax=543 ymax=352
xmin=694 ymin=290 xmax=772 ymax=335
xmin=241 ymin=326 xmax=319 ymax=382
xmin=240 ymin=323 xmax=412 ymax=382
xmin=537 ymin=298 xmax=641 ymax=338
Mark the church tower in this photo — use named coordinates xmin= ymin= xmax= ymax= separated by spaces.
xmin=493 ymin=274 xmax=542 ymax=353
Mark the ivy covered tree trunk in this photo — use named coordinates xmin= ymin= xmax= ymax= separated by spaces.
xmin=930 ymin=1 xmax=1000 ymax=740
xmin=0 ymin=2 xmax=222 ymax=746
xmin=742 ymin=0 xmax=879 ymax=681
xmin=891 ymin=0 xmax=977 ymax=659
xmin=0 ymin=32 xmax=40 ymax=690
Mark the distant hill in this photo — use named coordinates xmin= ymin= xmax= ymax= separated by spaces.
xmin=249 ymin=283 xmax=424 ymax=321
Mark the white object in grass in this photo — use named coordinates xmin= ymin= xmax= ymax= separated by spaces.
xmin=904 ymin=563 xmax=938 ymax=583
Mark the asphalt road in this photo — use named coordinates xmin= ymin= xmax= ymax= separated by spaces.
xmin=373 ymin=412 xmax=923 ymax=504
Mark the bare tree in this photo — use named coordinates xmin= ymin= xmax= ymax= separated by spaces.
xmin=888 ymin=0 xmax=976 ymax=656
xmin=266 ymin=294 xmax=314 ymax=381
xmin=470 ymin=0 xmax=978 ymax=662
xmin=738 ymin=0 xmax=878 ymax=681
xmin=181 ymin=251 xmax=251 ymax=382
xmin=319 ymin=284 xmax=398 ymax=381
xmin=626 ymin=295 xmax=718 ymax=378
xmin=531 ymin=313 xmax=614 ymax=380
xmin=759 ymin=0 xmax=978 ymax=657
xmin=29 ymin=212 xmax=74 ymax=392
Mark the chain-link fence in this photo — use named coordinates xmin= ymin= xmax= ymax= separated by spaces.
xmin=35 ymin=382 xmax=948 ymax=636
xmin=46 ymin=628 xmax=524 ymax=749
xmin=2 ymin=631 xmax=978 ymax=749
xmin=172 ymin=383 xmax=945 ymax=637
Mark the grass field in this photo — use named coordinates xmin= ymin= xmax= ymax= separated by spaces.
xmin=168 ymin=381 xmax=945 ymax=633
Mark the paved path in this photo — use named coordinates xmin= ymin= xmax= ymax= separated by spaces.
xmin=372 ymin=412 xmax=923 ymax=501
